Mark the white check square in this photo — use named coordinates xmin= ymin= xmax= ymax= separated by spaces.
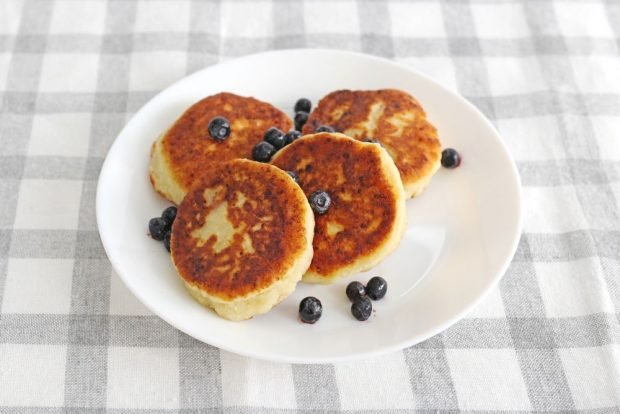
xmin=109 ymin=269 xmax=152 ymax=315
xmin=496 ymin=116 xmax=565 ymax=162
xmin=50 ymin=1 xmax=106 ymax=34
xmin=389 ymin=3 xmax=446 ymax=37
xmin=220 ymin=351 xmax=296 ymax=408
xmin=555 ymin=2 xmax=614 ymax=38
xmin=571 ymin=56 xmax=620 ymax=94
xmin=471 ymin=4 xmax=530 ymax=38
xmin=535 ymin=259 xmax=615 ymax=318
xmin=305 ymin=1 xmax=360 ymax=34
xmin=39 ymin=54 xmax=99 ymax=93
xmin=335 ymin=351 xmax=415 ymax=409
xmin=398 ymin=57 xmax=457 ymax=91
xmin=221 ymin=1 xmax=273 ymax=38
xmin=0 ymin=54 xmax=10 ymax=90
xmin=485 ymin=57 xmax=545 ymax=96
xmin=0 ymin=344 xmax=67 ymax=406
xmin=591 ymin=116 xmax=620 ymax=161
xmin=560 ymin=345 xmax=620 ymax=409
xmin=29 ymin=113 xmax=91 ymax=157
xmin=522 ymin=186 xmax=588 ymax=234
xmin=14 ymin=179 xmax=82 ymax=230
xmin=2 ymin=259 xmax=73 ymax=314
xmin=0 ymin=1 xmax=23 ymax=34
xmin=107 ymin=347 xmax=179 ymax=409
xmin=129 ymin=51 xmax=187 ymax=91
xmin=447 ymin=349 xmax=531 ymax=410
xmin=135 ymin=0 xmax=190 ymax=33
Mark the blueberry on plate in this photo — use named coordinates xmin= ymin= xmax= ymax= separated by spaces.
xmin=263 ymin=127 xmax=286 ymax=149
xmin=308 ymin=190 xmax=332 ymax=215
xmin=299 ymin=296 xmax=322 ymax=324
xmin=286 ymin=171 xmax=300 ymax=183
xmin=149 ymin=217 xmax=170 ymax=241
xmin=163 ymin=231 xmax=171 ymax=252
xmin=351 ymin=297 xmax=372 ymax=321
xmin=252 ymin=141 xmax=276 ymax=162
xmin=315 ymin=125 xmax=335 ymax=133
xmin=294 ymin=98 xmax=312 ymax=113
xmin=441 ymin=148 xmax=461 ymax=169
xmin=346 ymin=281 xmax=366 ymax=302
xmin=208 ymin=116 xmax=231 ymax=141
xmin=366 ymin=276 xmax=387 ymax=300
xmin=294 ymin=111 xmax=309 ymax=131
xmin=284 ymin=130 xmax=302 ymax=145
xmin=161 ymin=206 xmax=177 ymax=223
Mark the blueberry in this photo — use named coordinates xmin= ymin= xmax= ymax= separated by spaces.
xmin=161 ymin=206 xmax=177 ymax=223
xmin=208 ymin=116 xmax=231 ymax=141
xmin=308 ymin=190 xmax=331 ymax=215
xmin=299 ymin=296 xmax=322 ymax=324
xmin=149 ymin=217 xmax=170 ymax=241
xmin=366 ymin=276 xmax=387 ymax=300
xmin=441 ymin=148 xmax=461 ymax=169
xmin=286 ymin=170 xmax=299 ymax=183
xmin=163 ymin=231 xmax=171 ymax=252
xmin=294 ymin=111 xmax=309 ymax=131
xmin=264 ymin=127 xmax=286 ymax=149
xmin=294 ymin=98 xmax=312 ymax=113
xmin=346 ymin=281 xmax=366 ymax=302
xmin=252 ymin=141 xmax=276 ymax=162
xmin=351 ymin=297 xmax=372 ymax=321
xmin=284 ymin=130 xmax=302 ymax=145
xmin=315 ymin=125 xmax=335 ymax=133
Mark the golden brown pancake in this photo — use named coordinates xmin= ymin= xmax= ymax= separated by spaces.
xmin=150 ymin=92 xmax=293 ymax=204
xmin=302 ymin=89 xmax=441 ymax=198
xmin=171 ymin=159 xmax=314 ymax=320
xmin=271 ymin=133 xmax=406 ymax=283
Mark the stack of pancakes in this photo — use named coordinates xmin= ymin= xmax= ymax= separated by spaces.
xmin=149 ymin=90 xmax=441 ymax=320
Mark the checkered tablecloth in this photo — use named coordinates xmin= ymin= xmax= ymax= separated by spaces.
xmin=1 ymin=0 xmax=619 ymax=412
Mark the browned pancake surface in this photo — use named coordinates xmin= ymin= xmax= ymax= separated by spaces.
xmin=271 ymin=133 xmax=400 ymax=278
xmin=171 ymin=159 xmax=308 ymax=300
xmin=301 ymin=89 xmax=440 ymax=194
xmin=161 ymin=92 xmax=292 ymax=192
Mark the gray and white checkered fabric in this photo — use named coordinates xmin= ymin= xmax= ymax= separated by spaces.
xmin=1 ymin=0 xmax=619 ymax=411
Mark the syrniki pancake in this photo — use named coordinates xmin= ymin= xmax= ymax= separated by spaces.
xmin=271 ymin=133 xmax=406 ymax=283
xmin=150 ymin=92 xmax=293 ymax=204
xmin=171 ymin=159 xmax=314 ymax=320
xmin=302 ymin=89 xmax=441 ymax=198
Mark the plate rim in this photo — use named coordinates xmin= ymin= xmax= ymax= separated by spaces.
xmin=96 ymin=48 xmax=523 ymax=363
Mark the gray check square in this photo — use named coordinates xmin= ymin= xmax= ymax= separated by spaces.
xmin=9 ymin=229 xmax=76 ymax=258
xmin=0 ymin=156 xmax=25 ymax=179
xmin=13 ymin=35 xmax=47 ymax=54
xmin=108 ymin=316 xmax=179 ymax=348
xmin=508 ymin=318 xmax=556 ymax=349
xmin=74 ymin=230 xmax=108 ymax=259
xmin=3 ymin=91 xmax=37 ymax=114
xmin=68 ymin=315 xmax=109 ymax=346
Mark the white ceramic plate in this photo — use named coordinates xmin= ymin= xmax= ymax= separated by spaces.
xmin=97 ymin=49 xmax=522 ymax=363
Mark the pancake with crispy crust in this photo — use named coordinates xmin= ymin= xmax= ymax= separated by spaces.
xmin=150 ymin=92 xmax=293 ymax=204
xmin=271 ymin=133 xmax=406 ymax=283
xmin=171 ymin=159 xmax=314 ymax=320
xmin=301 ymin=89 xmax=441 ymax=198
